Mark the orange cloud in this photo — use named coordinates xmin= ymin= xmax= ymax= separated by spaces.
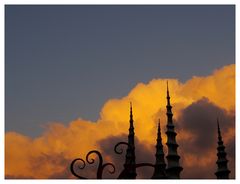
xmin=5 ymin=64 xmax=235 ymax=178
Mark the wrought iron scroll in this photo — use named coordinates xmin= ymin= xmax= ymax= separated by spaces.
xmin=70 ymin=158 xmax=87 ymax=179
xmin=114 ymin=141 xmax=131 ymax=154
xmin=70 ymin=150 xmax=115 ymax=179
xmin=70 ymin=142 xmax=155 ymax=179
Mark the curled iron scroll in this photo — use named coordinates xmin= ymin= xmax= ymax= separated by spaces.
xmin=114 ymin=141 xmax=131 ymax=154
xmin=70 ymin=158 xmax=87 ymax=179
xmin=70 ymin=150 xmax=116 ymax=179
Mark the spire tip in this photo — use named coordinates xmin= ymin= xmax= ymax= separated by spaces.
xmin=129 ymin=101 xmax=133 ymax=121
xmin=217 ymin=118 xmax=220 ymax=131
xmin=217 ymin=118 xmax=222 ymax=139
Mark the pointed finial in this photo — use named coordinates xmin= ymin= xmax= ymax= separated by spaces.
xmin=167 ymin=81 xmax=169 ymax=96
xmin=158 ymin=118 xmax=161 ymax=131
xmin=217 ymin=118 xmax=222 ymax=140
xmin=167 ymin=80 xmax=170 ymax=98
xmin=166 ymin=81 xmax=171 ymax=106
xmin=158 ymin=119 xmax=161 ymax=138
xmin=167 ymin=80 xmax=169 ymax=91
xmin=130 ymin=101 xmax=132 ymax=113
xmin=130 ymin=102 xmax=133 ymax=121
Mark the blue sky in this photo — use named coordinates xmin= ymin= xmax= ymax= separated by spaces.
xmin=5 ymin=5 xmax=235 ymax=137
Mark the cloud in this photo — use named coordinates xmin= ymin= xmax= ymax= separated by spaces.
xmin=177 ymin=98 xmax=235 ymax=178
xmin=178 ymin=98 xmax=234 ymax=153
xmin=5 ymin=64 xmax=235 ymax=179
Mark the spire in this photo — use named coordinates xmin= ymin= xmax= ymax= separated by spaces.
xmin=165 ymin=82 xmax=183 ymax=179
xmin=130 ymin=102 xmax=133 ymax=129
xmin=167 ymin=81 xmax=170 ymax=106
xmin=166 ymin=81 xmax=172 ymax=122
xmin=118 ymin=102 xmax=136 ymax=179
xmin=217 ymin=118 xmax=222 ymax=141
xmin=215 ymin=119 xmax=230 ymax=179
xmin=152 ymin=119 xmax=167 ymax=179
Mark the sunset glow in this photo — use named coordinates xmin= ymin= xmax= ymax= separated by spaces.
xmin=5 ymin=64 xmax=235 ymax=179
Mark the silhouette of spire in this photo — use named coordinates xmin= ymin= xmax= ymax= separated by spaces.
xmin=152 ymin=119 xmax=167 ymax=179
xmin=167 ymin=81 xmax=171 ymax=106
xmin=118 ymin=102 xmax=136 ymax=179
xmin=130 ymin=102 xmax=134 ymax=130
xmin=215 ymin=118 xmax=230 ymax=179
xmin=165 ymin=81 xmax=183 ymax=179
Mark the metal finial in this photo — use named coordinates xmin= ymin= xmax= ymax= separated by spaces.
xmin=130 ymin=102 xmax=132 ymax=115
xmin=217 ymin=118 xmax=222 ymax=139
xmin=130 ymin=102 xmax=133 ymax=122
xmin=167 ymin=81 xmax=170 ymax=98
xmin=167 ymin=80 xmax=169 ymax=91
xmin=157 ymin=119 xmax=161 ymax=138
xmin=158 ymin=119 xmax=161 ymax=131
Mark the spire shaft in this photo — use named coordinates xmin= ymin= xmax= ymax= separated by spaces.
xmin=165 ymin=82 xmax=183 ymax=179
xmin=215 ymin=119 xmax=230 ymax=179
xmin=167 ymin=81 xmax=171 ymax=106
xmin=217 ymin=118 xmax=222 ymax=142
xmin=118 ymin=102 xmax=136 ymax=179
xmin=152 ymin=119 xmax=167 ymax=179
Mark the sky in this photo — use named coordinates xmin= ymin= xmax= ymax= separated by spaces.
xmin=5 ymin=5 xmax=235 ymax=137
xmin=4 ymin=5 xmax=235 ymax=179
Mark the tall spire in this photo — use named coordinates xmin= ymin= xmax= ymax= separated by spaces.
xmin=165 ymin=81 xmax=183 ymax=179
xmin=167 ymin=81 xmax=171 ymax=106
xmin=118 ymin=102 xmax=136 ymax=179
xmin=152 ymin=119 xmax=167 ymax=179
xmin=215 ymin=119 xmax=230 ymax=179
